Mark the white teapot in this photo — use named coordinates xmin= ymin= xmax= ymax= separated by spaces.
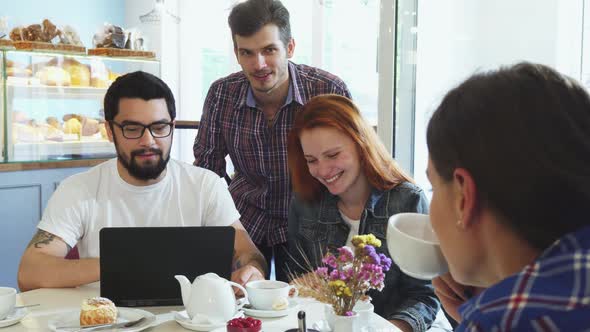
xmin=175 ymin=273 xmax=248 ymax=323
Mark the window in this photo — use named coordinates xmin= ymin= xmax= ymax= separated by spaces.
xmin=175 ymin=0 xmax=391 ymax=164
xmin=395 ymin=0 xmax=585 ymax=197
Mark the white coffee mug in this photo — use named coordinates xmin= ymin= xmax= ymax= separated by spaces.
xmin=387 ymin=213 xmax=448 ymax=280
xmin=0 ymin=287 xmax=16 ymax=320
xmin=245 ymin=280 xmax=298 ymax=310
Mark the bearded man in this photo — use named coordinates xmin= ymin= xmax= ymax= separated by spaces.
xmin=18 ymin=71 xmax=266 ymax=291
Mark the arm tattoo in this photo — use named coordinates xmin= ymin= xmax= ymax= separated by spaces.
xmin=27 ymin=229 xmax=70 ymax=250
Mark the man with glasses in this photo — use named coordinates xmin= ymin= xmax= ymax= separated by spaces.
xmin=18 ymin=71 xmax=266 ymax=291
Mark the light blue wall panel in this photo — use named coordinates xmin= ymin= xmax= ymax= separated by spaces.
xmin=0 ymin=166 xmax=90 ymax=289
xmin=0 ymin=184 xmax=41 ymax=289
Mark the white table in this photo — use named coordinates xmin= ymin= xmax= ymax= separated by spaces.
xmin=5 ymin=283 xmax=452 ymax=332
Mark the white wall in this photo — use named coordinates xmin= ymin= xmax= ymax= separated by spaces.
xmin=125 ymin=0 xmax=183 ymax=160
xmin=411 ymin=0 xmax=584 ymax=193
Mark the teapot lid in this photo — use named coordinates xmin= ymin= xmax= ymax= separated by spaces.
xmin=197 ymin=272 xmax=221 ymax=280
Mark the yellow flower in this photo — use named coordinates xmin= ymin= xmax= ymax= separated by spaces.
xmin=328 ymin=280 xmax=352 ymax=298
xmin=351 ymin=234 xmax=381 ymax=248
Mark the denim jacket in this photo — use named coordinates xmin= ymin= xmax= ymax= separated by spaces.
xmin=287 ymin=182 xmax=440 ymax=332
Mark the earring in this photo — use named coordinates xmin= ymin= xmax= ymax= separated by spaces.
xmin=456 ymin=219 xmax=464 ymax=229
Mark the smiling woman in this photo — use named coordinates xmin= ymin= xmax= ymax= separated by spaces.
xmin=286 ymin=94 xmax=440 ymax=332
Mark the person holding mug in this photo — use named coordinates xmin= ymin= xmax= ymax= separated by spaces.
xmin=286 ymin=94 xmax=440 ymax=332
xmin=426 ymin=62 xmax=590 ymax=330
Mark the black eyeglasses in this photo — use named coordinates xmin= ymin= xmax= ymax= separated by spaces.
xmin=110 ymin=121 xmax=174 ymax=139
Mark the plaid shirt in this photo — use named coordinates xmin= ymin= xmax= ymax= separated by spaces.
xmin=193 ymin=61 xmax=351 ymax=246
xmin=457 ymin=226 xmax=590 ymax=332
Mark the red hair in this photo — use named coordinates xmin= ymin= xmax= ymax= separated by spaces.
xmin=288 ymin=94 xmax=413 ymax=202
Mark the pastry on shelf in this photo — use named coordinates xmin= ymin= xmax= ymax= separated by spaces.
xmin=63 ymin=114 xmax=83 ymax=122
xmin=63 ymin=117 xmax=81 ymax=135
xmin=12 ymin=123 xmax=44 ymax=142
xmin=6 ymin=60 xmax=32 ymax=77
xmin=99 ymin=123 xmax=108 ymax=139
xmin=81 ymin=117 xmax=100 ymax=136
xmin=6 ymin=67 xmax=32 ymax=77
xmin=90 ymin=61 xmax=109 ymax=88
xmin=46 ymin=116 xmax=60 ymax=129
xmin=38 ymin=66 xmax=71 ymax=86
xmin=38 ymin=123 xmax=64 ymax=142
xmin=108 ymin=70 xmax=120 ymax=82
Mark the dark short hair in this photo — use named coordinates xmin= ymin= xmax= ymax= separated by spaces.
xmin=103 ymin=71 xmax=176 ymax=121
xmin=228 ymin=0 xmax=291 ymax=48
xmin=427 ymin=62 xmax=590 ymax=250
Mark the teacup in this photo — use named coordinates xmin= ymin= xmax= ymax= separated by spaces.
xmin=0 ymin=287 xmax=16 ymax=320
xmin=387 ymin=213 xmax=448 ymax=280
xmin=245 ymin=280 xmax=298 ymax=311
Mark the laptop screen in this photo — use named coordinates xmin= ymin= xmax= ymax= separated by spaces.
xmin=99 ymin=226 xmax=235 ymax=307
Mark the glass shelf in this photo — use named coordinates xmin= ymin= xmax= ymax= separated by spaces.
xmin=1 ymin=49 xmax=160 ymax=163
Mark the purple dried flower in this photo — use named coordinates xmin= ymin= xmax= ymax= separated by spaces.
xmin=337 ymin=247 xmax=354 ymax=263
xmin=344 ymin=311 xmax=355 ymax=316
xmin=316 ymin=267 xmax=329 ymax=278
xmin=322 ymin=254 xmax=338 ymax=268
xmin=379 ymin=253 xmax=392 ymax=271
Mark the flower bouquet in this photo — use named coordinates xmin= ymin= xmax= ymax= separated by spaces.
xmin=293 ymin=234 xmax=392 ymax=316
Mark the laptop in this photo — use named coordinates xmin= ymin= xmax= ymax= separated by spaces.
xmin=99 ymin=226 xmax=235 ymax=307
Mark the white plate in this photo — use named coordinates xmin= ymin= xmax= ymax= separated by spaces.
xmin=173 ymin=310 xmax=245 ymax=331
xmin=0 ymin=308 xmax=28 ymax=328
xmin=242 ymin=301 xmax=298 ymax=318
xmin=48 ymin=307 xmax=155 ymax=332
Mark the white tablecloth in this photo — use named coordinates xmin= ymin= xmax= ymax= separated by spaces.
xmin=4 ymin=283 xmax=452 ymax=332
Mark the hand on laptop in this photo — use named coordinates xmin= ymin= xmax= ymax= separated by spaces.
xmin=231 ymin=264 xmax=264 ymax=295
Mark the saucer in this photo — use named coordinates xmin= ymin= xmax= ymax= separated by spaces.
xmin=48 ymin=307 xmax=155 ymax=332
xmin=0 ymin=308 xmax=28 ymax=328
xmin=243 ymin=301 xmax=298 ymax=318
xmin=173 ymin=310 xmax=244 ymax=331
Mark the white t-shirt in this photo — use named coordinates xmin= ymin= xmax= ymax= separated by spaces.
xmin=38 ymin=158 xmax=240 ymax=258
xmin=339 ymin=211 xmax=360 ymax=248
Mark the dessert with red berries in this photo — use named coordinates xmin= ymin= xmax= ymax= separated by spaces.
xmin=227 ymin=317 xmax=262 ymax=332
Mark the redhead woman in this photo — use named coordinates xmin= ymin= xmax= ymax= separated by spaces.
xmin=427 ymin=62 xmax=590 ymax=330
xmin=287 ymin=94 xmax=440 ymax=332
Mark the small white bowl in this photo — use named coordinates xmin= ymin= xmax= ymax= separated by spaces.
xmin=387 ymin=213 xmax=448 ymax=280
xmin=0 ymin=287 xmax=16 ymax=320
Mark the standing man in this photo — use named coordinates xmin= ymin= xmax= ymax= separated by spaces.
xmin=193 ymin=0 xmax=351 ymax=281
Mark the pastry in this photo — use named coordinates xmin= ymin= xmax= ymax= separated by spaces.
xmin=12 ymin=123 xmax=44 ymax=142
xmin=81 ymin=117 xmax=100 ymax=136
xmin=63 ymin=118 xmax=81 ymax=135
xmin=90 ymin=61 xmax=109 ymax=88
xmin=41 ymin=19 xmax=59 ymax=42
xmin=99 ymin=123 xmax=107 ymax=139
xmin=38 ymin=123 xmax=64 ymax=141
xmin=45 ymin=58 xmax=91 ymax=87
xmin=66 ymin=63 xmax=90 ymax=86
xmin=46 ymin=116 xmax=60 ymax=129
xmin=63 ymin=114 xmax=83 ymax=122
xmin=9 ymin=27 xmax=23 ymax=41
xmin=38 ymin=66 xmax=71 ymax=86
xmin=79 ymin=297 xmax=117 ymax=326
xmin=6 ymin=67 xmax=32 ymax=77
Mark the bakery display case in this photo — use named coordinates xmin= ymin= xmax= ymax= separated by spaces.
xmin=1 ymin=49 xmax=159 ymax=163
